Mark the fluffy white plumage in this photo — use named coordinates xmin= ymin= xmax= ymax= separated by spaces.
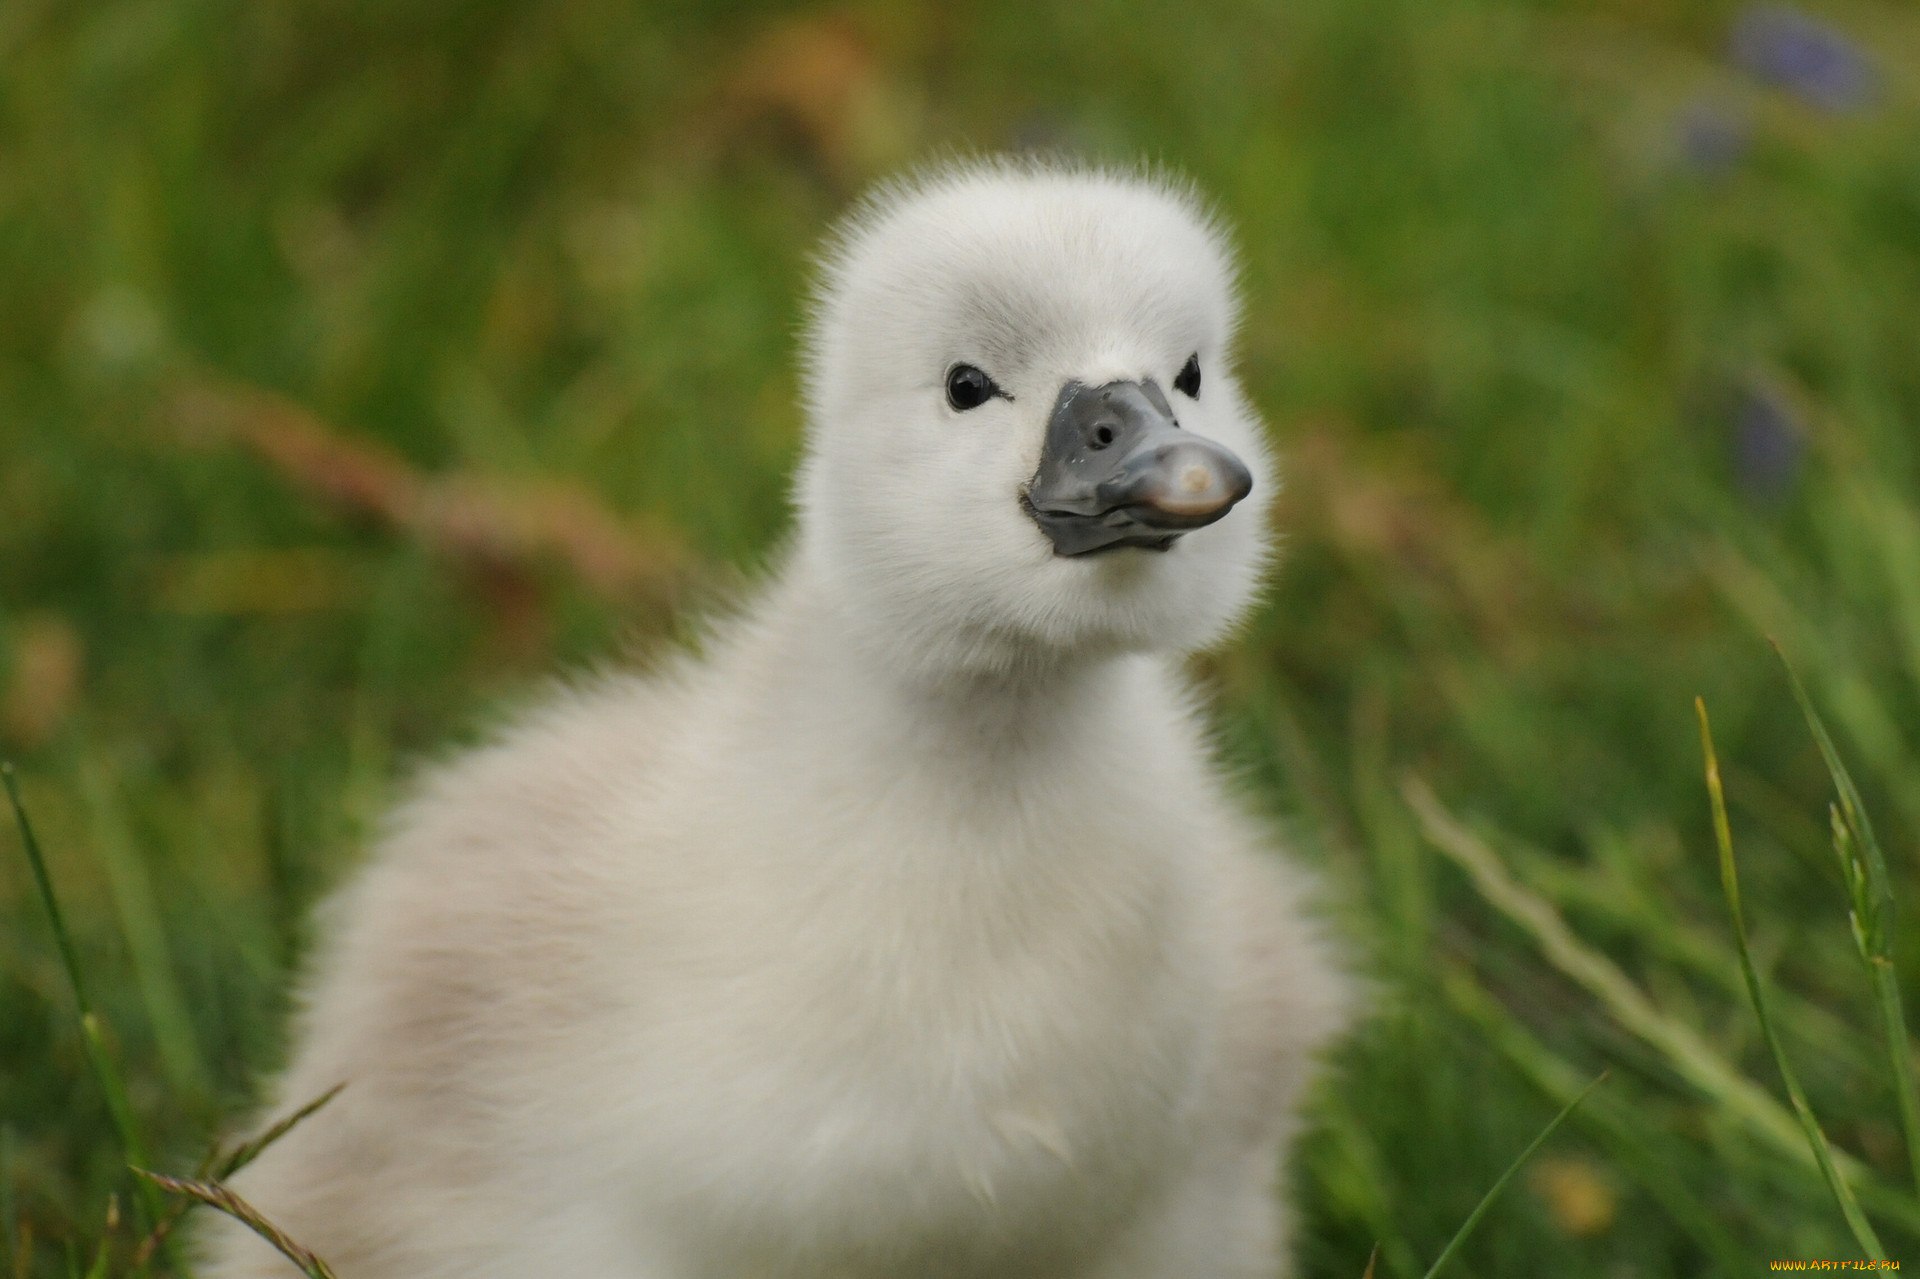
xmin=200 ymin=161 xmax=1351 ymax=1279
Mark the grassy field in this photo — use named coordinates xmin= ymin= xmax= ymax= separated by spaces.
xmin=6 ymin=0 xmax=1920 ymax=1273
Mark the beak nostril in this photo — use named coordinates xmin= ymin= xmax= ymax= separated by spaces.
xmin=1028 ymin=377 xmax=1251 ymax=555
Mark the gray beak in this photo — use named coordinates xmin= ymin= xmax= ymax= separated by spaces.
xmin=1023 ymin=380 xmax=1253 ymax=557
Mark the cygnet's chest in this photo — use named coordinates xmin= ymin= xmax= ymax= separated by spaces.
xmin=613 ymin=771 xmax=1231 ymax=1276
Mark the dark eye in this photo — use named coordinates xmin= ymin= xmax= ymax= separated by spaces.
xmin=945 ymin=364 xmax=1000 ymax=412
xmin=1174 ymin=353 xmax=1201 ymax=399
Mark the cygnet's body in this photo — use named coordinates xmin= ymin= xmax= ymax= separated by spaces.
xmin=202 ymin=163 xmax=1350 ymax=1279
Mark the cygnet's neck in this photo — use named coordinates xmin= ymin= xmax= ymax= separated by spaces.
xmin=718 ymin=556 xmax=1165 ymax=796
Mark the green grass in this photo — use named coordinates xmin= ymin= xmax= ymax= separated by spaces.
xmin=6 ymin=0 xmax=1920 ymax=1273
xmin=1699 ymin=699 xmax=1885 ymax=1258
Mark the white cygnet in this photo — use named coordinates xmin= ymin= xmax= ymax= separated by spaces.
xmin=200 ymin=160 xmax=1351 ymax=1279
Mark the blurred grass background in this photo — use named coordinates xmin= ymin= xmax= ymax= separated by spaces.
xmin=5 ymin=0 xmax=1920 ymax=1273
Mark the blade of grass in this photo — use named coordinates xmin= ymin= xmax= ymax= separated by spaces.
xmin=214 ymin=1083 xmax=346 ymax=1180
xmin=2 ymin=763 xmax=169 ymax=1252
xmin=1420 ymin=1071 xmax=1606 ymax=1278
xmin=1403 ymin=773 xmax=1920 ymax=1233
xmin=80 ymin=1198 xmax=116 ymax=1279
xmin=1405 ymin=777 xmax=1803 ymax=1159
xmin=1316 ymin=1095 xmax=1424 ymax=1279
xmin=133 ymin=1172 xmax=337 ymax=1279
xmin=75 ymin=753 xmax=210 ymax=1101
xmin=1778 ymin=642 xmax=1897 ymax=944
xmin=1440 ymin=968 xmax=1752 ymax=1273
xmin=1706 ymin=543 xmax=1920 ymax=835
xmin=131 ymin=1083 xmax=345 ymax=1270
xmin=1776 ymin=642 xmax=1920 ymax=1197
xmin=1697 ymin=697 xmax=1885 ymax=1258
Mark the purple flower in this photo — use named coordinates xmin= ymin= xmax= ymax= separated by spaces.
xmin=1730 ymin=6 xmax=1877 ymax=113
xmin=1676 ymin=98 xmax=1752 ymax=177
xmin=1731 ymin=382 xmax=1806 ymax=503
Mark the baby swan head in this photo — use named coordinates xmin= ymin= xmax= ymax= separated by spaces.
xmin=797 ymin=162 xmax=1273 ymax=680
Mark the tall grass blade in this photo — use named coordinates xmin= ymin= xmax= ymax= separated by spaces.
xmin=1404 ymin=774 xmax=1920 ymax=1233
xmin=216 ymin=1083 xmax=346 ymax=1180
xmin=1406 ymin=779 xmax=1802 ymax=1158
xmin=1 ymin=763 xmax=169 ymax=1249
xmin=1696 ymin=698 xmax=1885 ymax=1258
xmin=1776 ymin=642 xmax=1920 ymax=1197
xmin=1318 ymin=1098 xmax=1422 ymax=1278
xmin=76 ymin=756 xmax=209 ymax=1100
xmin=134 ymin=1171 xmax=337 ymax=1279
xmin=80 ymin=1198 xmax=114 ymax=1279
xmin=131 ymin=1083 xmax=346 ymax=1270
xmin=1420 ymin=1071 xmax=1605 ymax=1278
xmin=1441 ymin=969 xmax=1751 ymax=1272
